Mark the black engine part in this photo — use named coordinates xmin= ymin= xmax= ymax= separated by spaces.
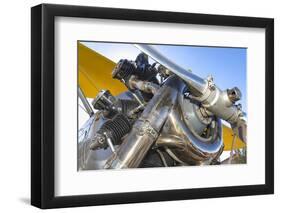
xmin=92 ymin=90 xmax=118 ymax=112
xmin=97 ymin=113 xmax=132 ymax=145
xmin=139 ymin=148 xmax=175 ymax=168
xmin=112 ymin=53 xmax=159 ymax=85
xmin=135 ymin=53 xmax=159 ymax=84
xmin=112 ymin=59 xmax=137 ymax=83
xmin=112 ymin=53 xmax=160 ymax=102
xmin=92 ymin=90 xmax=140 ymax=118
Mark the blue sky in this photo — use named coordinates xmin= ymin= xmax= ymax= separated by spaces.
xmin=81 ymin=42 xmax=247 ymax=113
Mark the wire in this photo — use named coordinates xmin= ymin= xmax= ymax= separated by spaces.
xmin=164 ymin=147 xmax=187 ymax=165
xmin=156 ymin=149 xmax=168 ymax=167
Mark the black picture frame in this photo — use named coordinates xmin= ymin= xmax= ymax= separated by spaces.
xmin=31 ymin=3 xmax=274 ymax=209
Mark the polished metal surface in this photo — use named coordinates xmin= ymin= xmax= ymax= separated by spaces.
xmin=104 ymin=76 xmax=180 ymax=169
xmin=78 ymin=112 xmax=110 ymax=170
xmin=135 ymin=44 xmax=246 ymax=142
xmin=104 ymin=76 xmax=223 ymax=168
xmin=128 ymin=75 xmax=160 ymax=94
xmin=156 ymin=80 xmax=223 ymax=165
xmin=157 ymin=107 xmax=223 ymax=165
xmin=78 ymin=46 xmax=247 ymax=170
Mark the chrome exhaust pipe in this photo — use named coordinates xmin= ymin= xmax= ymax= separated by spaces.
xmin=104 ymin=76 xmax=180 ymax=169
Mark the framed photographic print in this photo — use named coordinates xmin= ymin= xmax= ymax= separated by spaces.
xmin=31 ymin=3 xmax=274 ymax=209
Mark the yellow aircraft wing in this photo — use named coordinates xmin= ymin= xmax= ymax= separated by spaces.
xmin=222 ymin=124 xmax=245 ymax=150
xmin=78 ymin=42 xmax=127 ymax=98
xmin=78 ymin=42 xmax=245 ymax=151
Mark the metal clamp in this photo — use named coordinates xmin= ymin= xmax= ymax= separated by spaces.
xmin=138 ymin=121 xmax=158 ymax=139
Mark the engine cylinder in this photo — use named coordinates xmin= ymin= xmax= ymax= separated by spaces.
xmin=97 ymin=113 xmax=132 ymax=145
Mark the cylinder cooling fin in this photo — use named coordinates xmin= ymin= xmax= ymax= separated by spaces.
xmin=97 ymin=113 xmax=132 ymax=145
xmin=112 ymin=59 xmax=137 ymax=83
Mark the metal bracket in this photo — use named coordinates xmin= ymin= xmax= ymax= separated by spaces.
xmin=138 ymin=121 xmax=158 ymax=139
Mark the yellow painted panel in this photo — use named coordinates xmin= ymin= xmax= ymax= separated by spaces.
xmin=78 ymin=42 xmax=127 ymax=98
xmin=222 ymin=125 xmax=245 ymax=151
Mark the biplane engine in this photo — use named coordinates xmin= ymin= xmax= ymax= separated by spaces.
xmin=78 ymin=44 xmax=246 ymax=170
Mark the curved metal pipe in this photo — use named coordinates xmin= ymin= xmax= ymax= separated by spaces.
xmin=104 ymin=76 xmax=180 ymax=169
xmin=155 ymin=79 xmax=223 ymax=164
xmin=157 ymin=106 xmax=223 ymax=165
xmin=128 ymin=75 xmax=160 ymax=95
xmin=173 ymin=110 xmax=223 ymax=163
xmin=155 ymin=135 xmax=186 ymax=150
